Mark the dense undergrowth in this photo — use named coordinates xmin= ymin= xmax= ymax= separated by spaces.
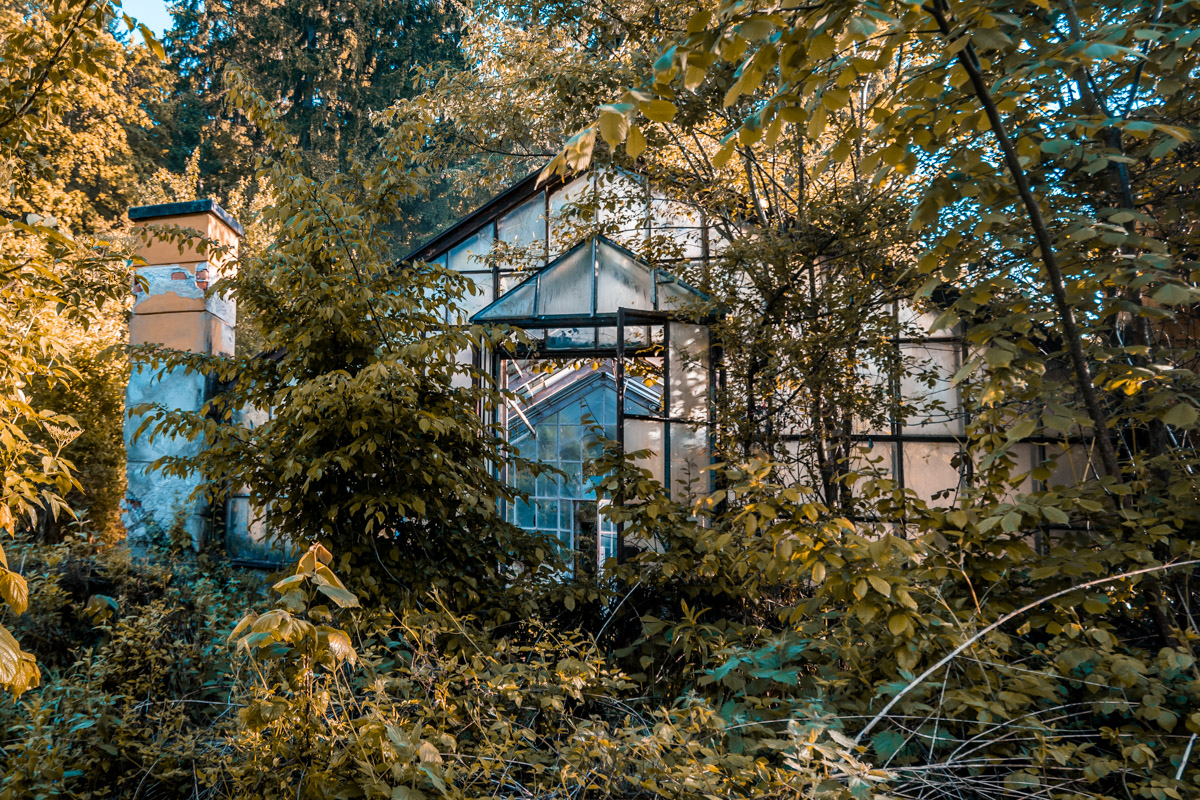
xmin=2 ymin=447 xmax=1198 ymax=800
xmin=0 ymin=533 xmax=253 ymax=798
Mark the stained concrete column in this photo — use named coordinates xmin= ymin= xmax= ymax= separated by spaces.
xmin=123 ymin=200 xmax=242 ymax=553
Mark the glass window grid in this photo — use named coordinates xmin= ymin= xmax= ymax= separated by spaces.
xmin=833 ymin=308 xmax=969 ymax=503
xmin=427 ymin=171 xmax=715 ymax=315
xmin=503 ymin=372 xmax=663 ymax=570
xmin=422 ymin=173 xmax=715 ymax=556
xmin=423 ymin=174 xmax=1066 ymax=519
xmin=506 ymin=385 xmax=619 ymax=554
xmin=837 ymin=302 xmax=1055 ymax=506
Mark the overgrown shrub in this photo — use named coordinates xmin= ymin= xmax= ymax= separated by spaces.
xmin=0 ymin=534 xmax=254 ymax=799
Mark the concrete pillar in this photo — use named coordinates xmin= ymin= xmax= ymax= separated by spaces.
xmin=123 ymin=200 xmax=242 ymax=553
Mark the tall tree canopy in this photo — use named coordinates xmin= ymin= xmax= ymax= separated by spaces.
xmin=163 ymin=0 xmax=464 ymax=196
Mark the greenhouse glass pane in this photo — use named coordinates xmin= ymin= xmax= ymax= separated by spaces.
xmin=597 ymin=500 xmax=618 ymax=564
xmin=547 ymin=328 xmax=593 ymax=349
xmin=556 ymin=527 xmax=573 ymax=551
xmin=226 ymin=496 xmax=290 ymax=564
xmin=516 ymin=500 xmax=535 ymax=529
xmin=902 ymin=441 xmax=961 ymax=503
xmin=580 ymin=388 xmax=605 ymax=427
xmin=550 ymin=175 xmax=594 ymax=256
xmin=559 ymin=430 xmax=582 ymax=460
xmin=628 ymin=375 xmax=663 ymax=417
xmin=423 ymin=254 xmax=448 ymax=308
xmin=475 ymin=280 xmax=535 ymax=320
xmin=669 ymin=421 xmax=708 ymax=504
xmin=775 ymin=442 xmax=822 ymax=493
xmin=448 ymin=228 xmax=494 ymax=272
xmin=900 ymin=342 xmax=962 ymax=435
xmin=850 ymin=441 xmax=896 ymax=486
xmin=595 ymin=241 xmax=652 ymax=313
xmin=537 ymin=499 xmax=559 ymax=531
xmin=596 ymin=170 xmax=647 ymax=249
xmin=514 ymin=467 xmax=535 ymax=497
xmin=598 ymin=532 xmax=618 ymax=565
xmin=624 ymin=418 xmax=664 ymax=486
xmin=852 ymin=354 xmax=893 ymax=435
xmin=658 ymin=278 xmax=700 ymax=311
xmin=459 ymin=272 xmax=494 ymax=317
xmin=994 ymin=442 xmax=1036 ymax=501
xmin=513 ymin=435 xmax=535 ymax=459
xmin=650 ymin=196 xmax=705 ymax=259
xmin=668 ymin=322 xmax=709 ymax=422
xmin=562 ymin=463 xmax=582 ymax=496
xmin=897 ymin=300 xmax=942 ymax=336
xmin=559 ymin=398 xmax=583 ymax=425
xmin=536 ymin=242 xmax=594 ymax=316
xmin=499 ymin=271 xmax=525 ymax=293
xmin=537 ymin=423 xmax=558 ymax=459
xmin=497 ymin=192 xmax=546 ymax=260
xmin=623 ymin=325 xmax=650 ymax=348
xmin=1044 ymin=444 xmax=1098 ymax=488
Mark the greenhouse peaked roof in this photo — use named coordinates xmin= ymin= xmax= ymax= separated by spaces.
xmin=471 ymin=236 xmax=706 ymax=326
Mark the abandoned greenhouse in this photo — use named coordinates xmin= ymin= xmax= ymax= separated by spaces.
xmin=122 ymin=168 xmax=1082 ymax=566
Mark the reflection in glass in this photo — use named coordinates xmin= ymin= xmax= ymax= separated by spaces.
xmin=448 ymin=228 xmax=495 ymax=272
xmin=497 ymin=192 xmax=547 ymax=260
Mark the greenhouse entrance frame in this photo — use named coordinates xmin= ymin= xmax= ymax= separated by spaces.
xmin=471 ymin=236 xmax=718 ymax=565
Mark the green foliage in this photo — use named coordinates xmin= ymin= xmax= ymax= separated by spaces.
xmin=26 ymin=307 xmax=129 ymax=543
xmin=1 ymin=0 xmax=173 ymax=231
xmin=518 ymin=1 xmax=1200 ymax=791
xmin=4 ymin=0 xmax=1200 ymax=798
xmin=207 ymin=544 xmax=884 ymax=800
xmin=0 ymin=0 xmax=152 ymax=694
xmin=0 ymin=533 xmax=256 ymax=798
xmin=161 ymin=0 xmax=465 ymax=241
